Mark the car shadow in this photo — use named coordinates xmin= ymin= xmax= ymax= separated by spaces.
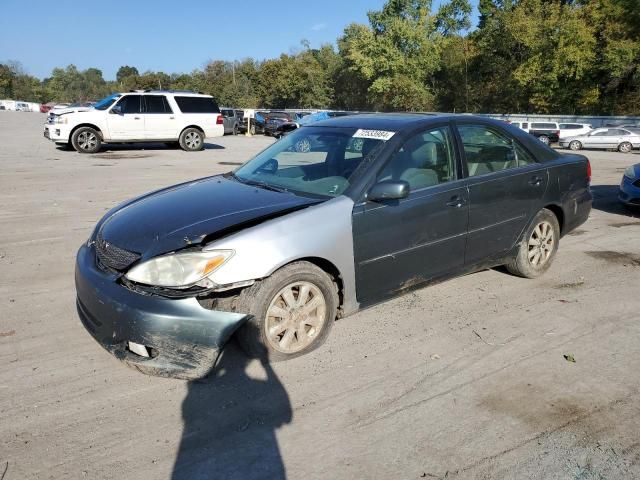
xmin=171 ymin=328 xmax=292 ymax=480
xmin=590 ymin=185 xmax=640 ymax=218
xmin=55 ymin=142 xmax=225 ymax=152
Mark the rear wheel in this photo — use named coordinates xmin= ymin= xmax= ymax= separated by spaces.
xmin=618 ymin=142 xmax=633 ymax=153
xmin=235 ymin=262 xmax=338 ymax=361
xmin=179 ymin=128 xmax=204 ymax=152
xmin=569 ymin=140 xmax=582 ymax=151
xmin=538 ymin=135 xmax=550 ymax=145
xmin=71 ymin=127 xmax=101 ymax=154
xmin=233 ymin=125 xmax=238 ymax=136
xmin=506 ymin=208 xmax=560 ymax=278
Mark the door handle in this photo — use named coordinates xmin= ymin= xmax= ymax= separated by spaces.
xmin=169 ymin=116 xmax=175 ymax=120
xmin=528 ymin=176 xmax=543 ymax=186
xmin=134 ymin=116 xmax=141 ymax=120
xmin=446 ymin=195 xmax=466 ymax=208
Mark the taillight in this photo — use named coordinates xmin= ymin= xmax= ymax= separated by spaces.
xmin=216 ymin=115 xmax=224 ymax=125
xmin=586 ymin=159 xmax=591 ymax=183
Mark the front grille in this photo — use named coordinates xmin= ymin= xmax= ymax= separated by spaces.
xmin=94 ymin=232 xmax=140 ymax=271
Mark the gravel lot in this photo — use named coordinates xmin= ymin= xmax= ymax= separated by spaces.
xmin=1 ymin=111 xmax=639 ymax=480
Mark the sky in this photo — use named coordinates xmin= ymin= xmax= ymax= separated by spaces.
xmin=0 ymin=0 xmax=479 ymax=80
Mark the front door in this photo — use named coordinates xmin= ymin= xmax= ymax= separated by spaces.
xmin=143 ymin=95 xmax=176 ymax=139
xmin=353 ymin=125 xmax=469 ymax=304
xmin=107 ymin=94 xmax=145 ymax=140
xmin=456 ymin=122 xmax=547 ymax=266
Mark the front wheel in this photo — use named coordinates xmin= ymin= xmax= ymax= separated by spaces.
xmin=538 ymin=135 xmax=550 ymax=145
xmin=569 ymin=140 xmax=582 ymax=151
xmin=179 ymin=128 xmax=204 ymax=152
xmin=71 ymin=127 xmax=102 ymax=154
xmin=506 ymin=208 xmax=560 ymax=278
xmin=618 ymin=142 xmax=633 ymax=153
xmin=235 ymin=262 xmax=338 ymax=361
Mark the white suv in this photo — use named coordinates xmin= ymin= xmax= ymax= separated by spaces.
xmin=43 ymin=90 xmax=224 ymax=153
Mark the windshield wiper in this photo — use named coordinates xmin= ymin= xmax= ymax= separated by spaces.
xmin=242 ymin=179 xmax=291 ymax=194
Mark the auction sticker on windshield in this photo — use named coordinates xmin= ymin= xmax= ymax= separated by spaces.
xmin=353 ymin=129 xmax=395 ymax=141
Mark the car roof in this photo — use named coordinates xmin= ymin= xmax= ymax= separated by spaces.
xmin=310 ymin=113 xmax=510 ymax=131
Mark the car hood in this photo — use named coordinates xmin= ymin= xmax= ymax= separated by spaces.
xmin=51 ymin=106 xmax=94 ymax=115
xmin=98 ymin=175 xmax=321 ymax=260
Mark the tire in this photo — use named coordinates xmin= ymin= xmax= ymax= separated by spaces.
xmin=233 ymin=125 xmax=238 ymax=136
xmin=235 ymin=261 xmax=338 ymax=361
xmin=569 ymin=140 xmax=582 ymax=151
xmin=179 ymin=128 xmax=204 ymax=152
xmin=250 ymin=124 xmax=256 ymax=135
xmin=538 ymin=135 xmax=550 ymax=145
xmin=618 ymin=142 xmax=632 ymax=153
xmin=506 ymin=208 xmax=560 ymax=279
xmin=71 ymin=127 xmax=102 ymax=154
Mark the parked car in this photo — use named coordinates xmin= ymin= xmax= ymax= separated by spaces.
xmin=528 ymin=122 xmax=560 ymax=144
xmin=560 ymin=127 xmax=640 ymax=153
xmin=264 ymin=111 xmax=295 ymax=136
xmin=558 ymin=123 xmax=592 ymax=140
xmin=220 ymin=108 xmax=240 ymax=135
xmin=74 ymin=114 xmax=591 ymax=379
xmin=619 ymin=163 xmax=640 ymax=208
xmin=16 ymin=102 xmax=31 ymax=112
xmin=509 ymin=121 xmax=530 ymax=132
xmin=44 ymin=91 xmax=224 ymax=153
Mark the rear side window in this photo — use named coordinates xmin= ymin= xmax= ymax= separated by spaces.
xmin=531 ymin=123 xmax=557 ymax=129
xmin=174 ymin=96 xmax=220 ymax=113
xmin=458 ymin=124 xmax=536 ymax=177
xmin=144 ymin=95 xmax=172 ymax=114
xmin=560 ymin=123 xmax=582 ymax=129
xmin=115 ymin=95 xmax=142 ymax=114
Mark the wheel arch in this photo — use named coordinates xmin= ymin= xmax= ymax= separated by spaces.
xmin=180 ymin=125 xmax=205 ymax=136
xmin=70 ymin=123 xmax=103 ymax=140
xmin=543 ymin=203 xmax=565 ymax=235
xmin=268 ymin=256 xmax=346 ymax=317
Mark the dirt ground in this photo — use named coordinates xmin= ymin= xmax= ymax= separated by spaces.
xmin=1 ymin=111 xmax=639 ymax=480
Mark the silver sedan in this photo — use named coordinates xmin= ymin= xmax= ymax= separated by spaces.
xmin=560 ymin=127 xmax=640 ymax=153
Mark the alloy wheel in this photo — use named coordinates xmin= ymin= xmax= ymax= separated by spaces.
xmin=528 ymin=221 xmax=555 ymax=267
xmin=264 ymin=281 xmax=327 ymax=354
xmin=185 ymin=131 xmax=202 ymax=149
xmin=77 ymin=131 xmax=98 ymax=150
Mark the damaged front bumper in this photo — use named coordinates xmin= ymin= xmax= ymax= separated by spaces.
xmin=74 ymin=244 xmax=248 ymax=380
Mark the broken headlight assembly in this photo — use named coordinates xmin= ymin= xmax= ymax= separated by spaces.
xmin=125 ymin=250 xmax=233 ymax=289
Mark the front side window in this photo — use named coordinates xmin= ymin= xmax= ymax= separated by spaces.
xmin=144 ymin=95 xmax=172 ymax=114
xmin=233 ymin=127 xmax=387 ymax=198
xmin=458 ymin=124 xmax=535 ymax=177
xmin=377 ymin=127 xmax=456 ymax=190
xmin=115 ymin=95 xmax=142 ymax=114
xmin=591 ymin=130 xmax=607 ymax=136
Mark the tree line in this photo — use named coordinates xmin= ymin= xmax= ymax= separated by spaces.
xmin=1 ymin=0 xmax=638 ymax=115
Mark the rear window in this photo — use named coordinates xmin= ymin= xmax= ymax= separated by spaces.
xmin=174 ymin=96 xmax=220 ymax=113
xmin=531 ymin=123 xmax=557 ymax=129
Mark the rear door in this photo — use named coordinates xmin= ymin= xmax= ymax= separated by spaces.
xmin=352 ymin=124 xmax=469 ymax=304
xmin=107 ymin=95 xmax=145 ymax=140
xmin=455 ymin=122 xmax=548 ymax=266
xmin=143 ymin=95 xmax=176 ymax=139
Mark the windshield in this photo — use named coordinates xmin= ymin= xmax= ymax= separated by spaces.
xmin=233 ymin=127 xmax=388 ymax=198
xmin=94 ymin=93 xmax=121 ymax=110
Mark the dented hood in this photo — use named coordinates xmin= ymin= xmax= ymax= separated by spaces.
xmin=98 ymin=175 xmax=320 ymax=259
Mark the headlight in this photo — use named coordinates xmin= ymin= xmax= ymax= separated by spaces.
xmin=54 ymin=115 xmax=67 ymax=124
xmin=624 ymin=166 xmax=637 ymax=180
xmin=125 ymin=250 xmax=233 ymax=288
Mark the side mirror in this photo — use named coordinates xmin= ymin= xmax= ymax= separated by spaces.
xmin=367 ymin=180 xmax=410 ymax=202
xmin=110 ymin=105 xmax=122 ymax=115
